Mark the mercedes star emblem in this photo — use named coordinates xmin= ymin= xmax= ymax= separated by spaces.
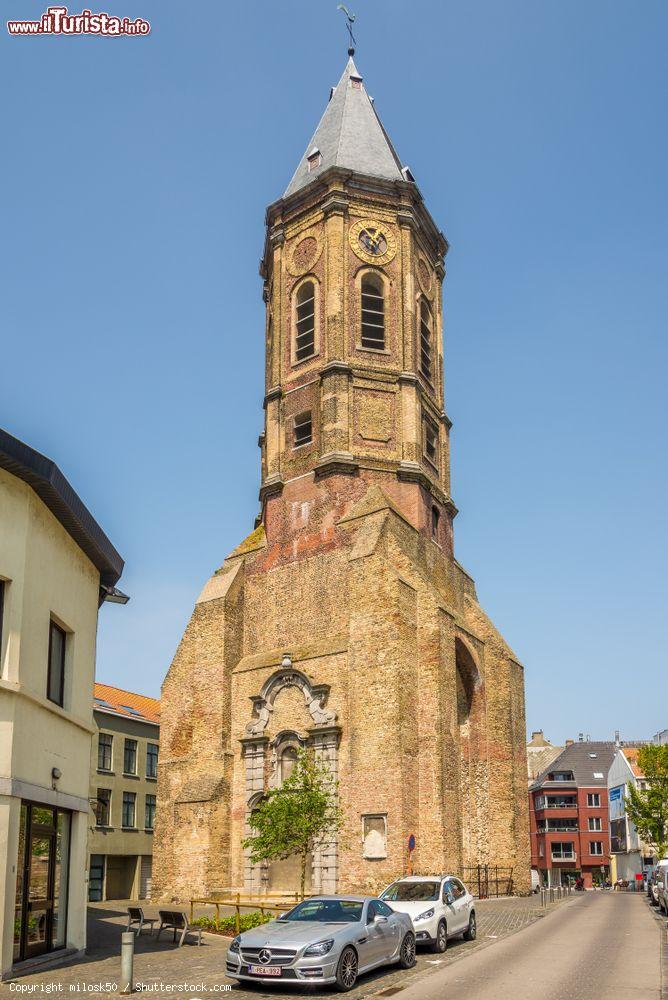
xmin=258 ymin=948 xmax=272 ymax=965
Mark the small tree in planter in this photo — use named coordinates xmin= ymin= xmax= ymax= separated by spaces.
xmin=242 ymin=749 xmax=342 ymax=899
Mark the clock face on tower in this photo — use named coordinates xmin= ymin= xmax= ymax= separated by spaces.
xmin=349 ymin=219 xmax=397 ymax=265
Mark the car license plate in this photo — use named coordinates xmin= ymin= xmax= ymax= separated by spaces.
xmin=249 ymin=965 xmax=282 ymax=977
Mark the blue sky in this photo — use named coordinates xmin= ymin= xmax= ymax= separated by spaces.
xmin=2 ymin=1 xmax=666 ymax=745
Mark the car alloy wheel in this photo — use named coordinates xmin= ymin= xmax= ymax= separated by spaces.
xmin=336 ymin=946 xmax=359 ymax=992
xmin=400 ymin=932 xmax=417 ymax=968
xmin=433 ymin=920 xmax=447 ymax=953
xmin=464 ymin=913 xmax=476 ymax=941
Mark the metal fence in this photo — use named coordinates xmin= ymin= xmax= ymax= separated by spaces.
xmin=459 ymin=865 xmax=515 ymax=898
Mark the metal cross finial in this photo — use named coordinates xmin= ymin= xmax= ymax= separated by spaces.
xmin=337 ymin=4 xmax=357 ymax=55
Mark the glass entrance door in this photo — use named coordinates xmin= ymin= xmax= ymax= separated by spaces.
xmin=25 ymin=832 xmax=54 ymax=958
xmin=13 ymin=802 xmax=71 ymax=964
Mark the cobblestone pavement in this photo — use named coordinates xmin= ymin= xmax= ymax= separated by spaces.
xmin=2 ymin=895 xmax=578 ymax=999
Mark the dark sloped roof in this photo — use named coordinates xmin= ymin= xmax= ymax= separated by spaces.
xmin=284 ymin=56 xmax=405 ymax=197
xmin=530 ymin=741 xmax=617 ymax=791
xmin=0 ymin=427 xmax=124 ymax=589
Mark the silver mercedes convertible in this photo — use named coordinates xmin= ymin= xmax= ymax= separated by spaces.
xmin=225 ymin=895 xmax=416 ymax=992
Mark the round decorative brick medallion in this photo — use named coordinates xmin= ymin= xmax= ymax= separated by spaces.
xmin=287 ymin=232 xmax=322 ymax=276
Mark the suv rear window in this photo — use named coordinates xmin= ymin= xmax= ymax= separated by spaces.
xmin=382 ymin=881 xmax=440 ymax=902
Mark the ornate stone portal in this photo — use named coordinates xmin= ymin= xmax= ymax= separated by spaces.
xmin=244 ymin=662 xmax=337 ymax=737
xmin=152 ymin=54 xmax=531 ymax=902
xmin=241 ymin=661 xmax=341 ymax=893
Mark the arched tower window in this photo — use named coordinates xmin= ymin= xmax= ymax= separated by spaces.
xmin=419 ymin=299 xmax=433 ymax=382
xmin=294 ymin=280 xmax=316 ymax=362
xmin=455 ymin=638 xmax=478 ymax=729
xmin=361 ymin=273 xmax=385 ymax=349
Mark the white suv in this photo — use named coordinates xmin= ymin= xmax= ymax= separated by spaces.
xmin=380 ymin=875 xmax=476 ymax=952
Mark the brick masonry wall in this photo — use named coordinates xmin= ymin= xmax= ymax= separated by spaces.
xmin=153 ymin=471 xmax=531 ymax=901
xmin=153 ymin=166 xmax=530 ymax=902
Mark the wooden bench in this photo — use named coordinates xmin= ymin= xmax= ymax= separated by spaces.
xmin=126 ymin=907 xmax=157 ymax=937
xmin=156 ymin=910 xmax=202 ymax=947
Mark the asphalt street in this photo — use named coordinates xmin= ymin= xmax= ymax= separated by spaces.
xmin=398 ymin=891 xmax=662 ymax=1000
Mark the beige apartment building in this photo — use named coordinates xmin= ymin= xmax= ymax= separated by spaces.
xmin=0 ymin=428 xmax=125 ymax=980
xmin=88 ymin=684 xmax=160 ymax=901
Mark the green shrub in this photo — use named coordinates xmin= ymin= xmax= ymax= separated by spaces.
xmin=192 ymin=910 xmax=273 ymax=937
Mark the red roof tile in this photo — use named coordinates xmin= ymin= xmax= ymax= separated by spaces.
xmin=622 ymin=746 xmax=644 ymax=778
xmin=94 ymin=682 xmax=160 ymax=725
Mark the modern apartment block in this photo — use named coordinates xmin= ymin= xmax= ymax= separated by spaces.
xmin=0 ymin=428 xmax=125 ymax=979
xmin=529 ymin=740 xmax=616 ymax=888
xmin=88 ymin=684 xmax=159 ymax=901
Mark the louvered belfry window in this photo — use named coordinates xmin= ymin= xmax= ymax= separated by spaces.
xmin=361 ymin=273 xmax=385 ymax=349
xmin=295 ymin=280 xmax=316 ymax=361
xmin=419 ymin=299 xmax=433 ymax=381
xmin=294 ymin=411 xmax=313 ymax=447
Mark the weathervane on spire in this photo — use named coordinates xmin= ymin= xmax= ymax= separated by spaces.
xmin=337 ymin=4 xmax=357 ymax=56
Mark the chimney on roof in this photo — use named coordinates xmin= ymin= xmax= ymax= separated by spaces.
xmin=531 ymin=730 xmax=543 ymax=741
xmin=615 ymin=730 xmax=620 ymax=746
xmin=578 ymin=733 xmax=584 ymax=742
xmin=565 ymin=739 xmax=574 ymax=746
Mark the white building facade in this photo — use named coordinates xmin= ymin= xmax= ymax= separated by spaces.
xmin=0 ymin=429 xmax=124 ymax=979
xmin=607 ymin=748 xmax=643 ymax=882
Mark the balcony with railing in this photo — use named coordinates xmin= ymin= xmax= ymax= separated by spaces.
xmin=535 ymin=796 xmax=578 ymax=812
xmin=538 ymin=822 xmax=579 ymax=833
xmin=551 ymin=845 xmax=577 ymax=862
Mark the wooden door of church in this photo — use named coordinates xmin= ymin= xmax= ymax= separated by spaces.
xmin=268 ymin=854 xmax=312 ymax=894
xmin=267 ymin=746 xmax=312 ymax=894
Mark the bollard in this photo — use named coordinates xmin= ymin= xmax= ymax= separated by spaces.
xmin=540 ymin=888 xmax=546 ymax=908
xmin=120 ymin=931 xmax=135 ymax=994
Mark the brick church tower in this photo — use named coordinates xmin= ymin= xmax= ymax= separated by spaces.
xmin=153 ymin=54 xmax=531 ymax=898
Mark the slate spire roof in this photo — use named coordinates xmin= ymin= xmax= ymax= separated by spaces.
xmin=284 ymin=55 xmax=405 ymax=198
